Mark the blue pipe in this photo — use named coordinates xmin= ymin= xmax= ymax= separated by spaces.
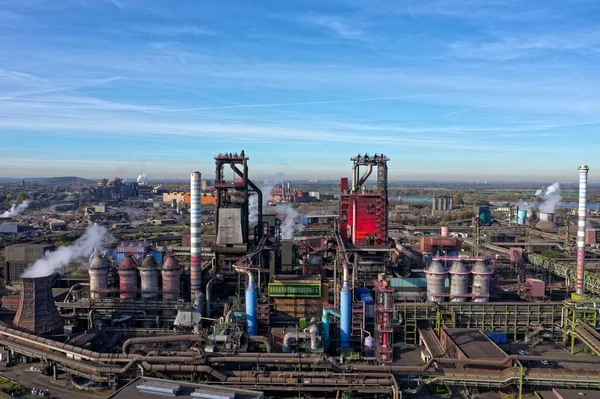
xmin=321 ymin=308 xmax=341 ymax=350
xmin=246 ymin=281 xmax=257 ymax=336
xmin=340 ymin=282 xmax=351 ymax=348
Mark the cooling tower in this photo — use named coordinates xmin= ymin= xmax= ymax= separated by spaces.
xmin=13 ymin=275 xmax=63 ymax=335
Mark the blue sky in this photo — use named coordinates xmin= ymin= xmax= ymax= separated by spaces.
xmin=0 ymin=0 xmax=599 ymax=182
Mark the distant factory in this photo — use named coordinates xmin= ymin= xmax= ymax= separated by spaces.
xmin=2 ymin=158 xmax=600 ymax=399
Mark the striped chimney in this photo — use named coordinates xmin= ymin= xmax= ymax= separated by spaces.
xmin=576 ymin=165 xmax=589 ymax=296
xmin=190 ymin=171 xmax=202 ymax=298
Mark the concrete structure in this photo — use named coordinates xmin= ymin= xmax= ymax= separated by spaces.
xmin=88 ymin=253 xmax=109 ymax=299
xmin=3 ymin=243 xmax=54 ymax=284
xmin=440 ymin=328 xmax=510 ymax=369
xmin=140 ymin=254 xmax=159 ymax=299
xmin=471 ymin=261 xmax=492 ymax=302
xmin=190 ymin=171 xmax=202 ymax=299
xmin=118 ymin=255 xmax=138 ymax=300
xmin=13 ymin=275 xmax=64 ymax=335
xmin=576 ymin=165 xmax=589 ymax=296
xmin=108 ymin=377 xmax=264 ymax=399
xmin=424 ymin=260 xmax=447 ymax=302
xmin=448 ymin=260 xmax=470 ymax=302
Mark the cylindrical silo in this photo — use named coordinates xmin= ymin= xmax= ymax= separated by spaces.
xmin=118 ymin=255 xmax=138 ymax=300
xmin=162 ymin=256 xmax=181 ymax=301
xmin=140 ymin=254 xmax=159 ymax=299
xmin=246 ymin=272 xmax=258 ymax=336
xmin=448 ymin=260 xmax=470 ymax=302
xmin=190 ymin=171 xmax=202 ymax=299
xmin=471 ymin=261 xmax=492 ymax=302
xmin=424 ymin=260 xmax=447 ymax=302
xmin=89 ymin=253 xmax=109 ymax=299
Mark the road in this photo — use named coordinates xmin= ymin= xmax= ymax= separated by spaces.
xmin=0 ymin=363 xmax=110 ymax=399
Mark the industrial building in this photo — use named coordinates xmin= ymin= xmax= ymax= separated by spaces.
xmin=1 ymin=157 xmax=600 ymax=399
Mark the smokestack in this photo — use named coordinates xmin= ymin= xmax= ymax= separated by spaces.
xmin=576 ymin=165 xmax=589 ymax=296
xmin=13 ymin=275 xmax=63 ymax=335
xmin=190 ymin=171 xmax=202 ymax=298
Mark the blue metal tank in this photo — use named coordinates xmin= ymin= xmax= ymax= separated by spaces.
xmin=340 ymin=282 xmax=351 ymax=348
xmin=245 ymin=281 xmax=257 ymax=336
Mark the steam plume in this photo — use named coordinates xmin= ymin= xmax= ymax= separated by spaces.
xmin=249 ymin=172 xmax=285 ymax=226
xmin=536 ymin=182 xmax=561 ymax=213
xmin=0 ymin=200 xmax=30 ymax=218
xmin=22 ymin=224 xmax=112 ymax=278
xmin=277 ymin=204 xmax=304 ymax=239
xmin=137 ymin=173 xmax=148 ymax=185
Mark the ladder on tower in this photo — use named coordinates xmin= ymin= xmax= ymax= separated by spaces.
xmin=351 ymin=301 xmax=365 ymax=347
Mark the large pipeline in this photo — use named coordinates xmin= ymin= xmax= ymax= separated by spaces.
xmin=248 ymin=335 xmax=272 ymax=353
xmin=122 ymin=334 xmax=204 ymax=354
xmin=0 ymin=325 xmax=196 ymax=363
xmin=205 ymin=276 xmax=219 ymax=317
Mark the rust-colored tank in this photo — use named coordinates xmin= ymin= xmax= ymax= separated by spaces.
xmin=161 ymin=256 xmax=181 ymax=301
xmin=118 ymin=255 xmax=138 ymax=300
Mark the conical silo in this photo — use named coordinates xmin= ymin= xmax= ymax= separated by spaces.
xmin=448 ymin=260 xmax=470 ymax=302
xmin=140 ymin=254 xmax=159 ymax=299
xmin=424 ymin=260 xmax=447 ymax=302
xmin=471 ymin=261 xmax=492 ymax=302
xmin=89 ymin=253 xmax=109 ymax=299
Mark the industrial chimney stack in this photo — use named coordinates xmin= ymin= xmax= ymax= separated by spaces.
xmin=13 ymin=275 xmax=63 ymax=335
xmin=576 ymin=165 xmax=589 ymax=296
xmin=190 ymin=171 xmax=202 ymax=299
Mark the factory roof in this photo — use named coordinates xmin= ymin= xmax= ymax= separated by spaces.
xmin=444 ymin=328 xmax=506 ymax=359
xmin=108 ymin=377 xmax=263 ymax=399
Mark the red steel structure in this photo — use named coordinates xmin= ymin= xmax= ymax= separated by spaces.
xmin=339 ymin=154 xmax=389 ymax=247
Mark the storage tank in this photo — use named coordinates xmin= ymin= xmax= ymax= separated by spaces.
xmin=471 ymin=261 xmax=492 ymax=302
xmin=162 ymin=256 xmax=181 ymax=301
xmin=517 ymin=209 xmax=528 ymax=225
xmin=364 ymin=335 xmax=375 ymax=356
xmin=448 ymin=260 xmax=470 ymax=302
xmin=424 ymin=260 xmax=447 ymax=302
xmin=140 ymin=254 xmax=159 ymax=299
xmin=118 ymin=255 xmax=138 ymax=300
xmin=88 ymin=253 xmax=109 ymax=299
xmin=441 ymin=226 xmax=449 ymax=237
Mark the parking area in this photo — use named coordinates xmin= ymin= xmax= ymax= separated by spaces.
xmin=502 ymin=341 xmax=599 ymax=371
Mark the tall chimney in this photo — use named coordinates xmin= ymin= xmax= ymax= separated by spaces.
xmin=576 ymin=165 xmax=589 ymax=296
xmin=190 ymin=171 xmax=202 ymax=298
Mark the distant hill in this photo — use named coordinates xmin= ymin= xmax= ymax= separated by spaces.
xmin=40 ymin=176 xmax=94 ymax=185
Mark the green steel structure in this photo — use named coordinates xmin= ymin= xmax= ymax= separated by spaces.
xmin=267 ymin=281 xmax=321 ymax=298
xmin=395 ymin=302 xmax=564 ymax=345
xmin=527 ymin=254 xmax=600 ymax=295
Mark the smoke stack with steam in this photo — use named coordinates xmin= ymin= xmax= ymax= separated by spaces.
xmin=576 ymin=165 xmax=589 ymax=296
xmin=0 ymin=200 xmax=30 ymax=218
xmin=22 ymin=224 xmax=111 ymax=278
xmin=190 ymin=171 xmax=202 ymax=299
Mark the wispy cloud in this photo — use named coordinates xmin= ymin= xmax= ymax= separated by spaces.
xmin=297 ymin=14 xmax=364 ymax=40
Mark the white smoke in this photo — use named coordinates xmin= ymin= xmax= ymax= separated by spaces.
xmin=0 ymin=200 xmax=30 ymax=218
xmin=277 ymin=204 xmax=304 ymax=239
xmin=22 ymin=224 xmax=113 ymax=278
xmin=515 ymin=199 xmax=533 ymax=211
xmin=249 ymin=172 xmax=285 ymax=226
xmin=536 ymin=182 xmax=561 ymax=213
xmin=137 ymin=173 xmax=148 ymax=185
